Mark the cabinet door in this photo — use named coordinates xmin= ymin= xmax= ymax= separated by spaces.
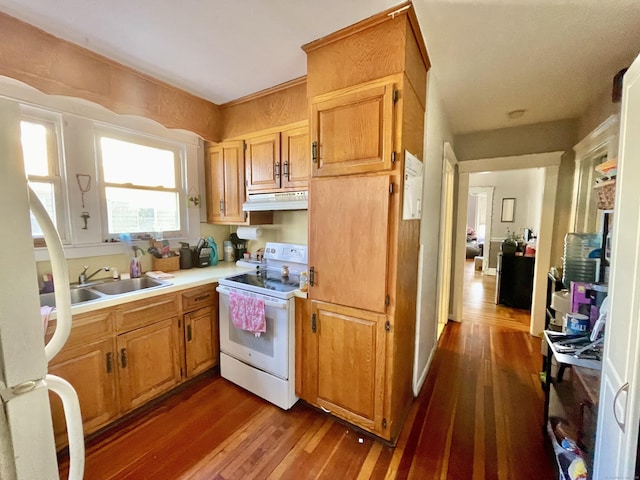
xmin=205 ymin=145 xmax=225 ymax=224
xmin=184 ymin=305 xmax=219 ymax=377
xmin=281 ymin=126 xmax=310 ymax=190
xmin=309 ymin=175 xmax=391 ymax=313
xmin=205 ymin=141 xmax=246 ymax=224
xmin=311 ymin=81 xmax=395 ymax=177
xmin=311 ymin=301 xmax=387 ymax=434
xmin=245 ymin=133 xmax=281 ymax=193
xmin=117 ymin=317 xmax=181 ymax=411
xmin=48 ymin=338 xmax=119 ymax=448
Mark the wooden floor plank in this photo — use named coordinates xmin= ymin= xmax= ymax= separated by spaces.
xmin=58 ymin=259 xmax=555 ymax=479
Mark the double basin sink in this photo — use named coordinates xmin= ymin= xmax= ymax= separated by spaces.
xmin=39 ymin=277 xmax=171 ymax=308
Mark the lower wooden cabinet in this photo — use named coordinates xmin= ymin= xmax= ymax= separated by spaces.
xmin=184 ymin=305 xmax=218 ymax=377
xmin=48 ymin=283 xmax=219 ymax=450
xmin=48 ymin=337 xmax=119 ymax=448
xmin=116 ymin=316 xmax=182 ymax=411
xmin=297 ymin=299 xmax=387 ymax=435
xmin=181 ymin=284 xmax=219 ymax=378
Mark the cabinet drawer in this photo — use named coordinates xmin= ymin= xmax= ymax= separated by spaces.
xmin=116 ymin=293 xmax=179 ymax=332
xmin=46 ymin=309 xmax=114 ymax=349
xmin=181 ymin=284 xmax=217 ymax=312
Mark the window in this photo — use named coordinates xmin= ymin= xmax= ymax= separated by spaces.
xmin=97 ymin=132 xmax=185 ymax=237
xmin=20 ymin=115 xmax=67 ymax=240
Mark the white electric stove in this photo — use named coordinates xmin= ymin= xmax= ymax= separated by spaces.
xmin=216 ymin=242 xmax=307 ymax=409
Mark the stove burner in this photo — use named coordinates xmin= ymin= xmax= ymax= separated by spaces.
xmin=223 ymin=271 xmax=300 ymax=293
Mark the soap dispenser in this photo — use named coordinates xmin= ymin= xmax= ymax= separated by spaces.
xmin=207 ymin=236 xmax=219 ymax=266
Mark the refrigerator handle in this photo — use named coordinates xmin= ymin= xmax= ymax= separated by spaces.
xmin=45 ymin=374 xmax=85 ymax=480
xmin=28 ymin=186 xmax=72 ymax=362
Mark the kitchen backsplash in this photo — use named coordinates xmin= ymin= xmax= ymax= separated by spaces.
xmin=36 ymin=211 xmax=308 ymax=283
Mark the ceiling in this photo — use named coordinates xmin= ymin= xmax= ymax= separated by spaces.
xmin=1 ymin=0 xmax=639 ymax=134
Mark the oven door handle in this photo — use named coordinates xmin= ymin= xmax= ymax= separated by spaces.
xmin=216 ymin=285 xmax=289 ymax=309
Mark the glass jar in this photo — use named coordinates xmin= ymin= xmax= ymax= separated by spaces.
xmin=299 ymin=271 xmax=308 ymax=292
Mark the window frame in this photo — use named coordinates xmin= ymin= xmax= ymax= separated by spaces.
xmin=20 ymin=107 xmax=70 ymax=243
xmin=95 ymin=126 xmax=188 ymax=239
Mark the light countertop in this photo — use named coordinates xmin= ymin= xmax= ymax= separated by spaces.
xmin=49 ymin=262 xmax=252 ymax=317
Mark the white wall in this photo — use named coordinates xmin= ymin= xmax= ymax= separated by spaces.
xmin=414 ymin=70 xmax=454 ymax=395
xmin=469 ymin=168 xmax=544 ymax=241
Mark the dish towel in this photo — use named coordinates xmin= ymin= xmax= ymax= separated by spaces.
xmin=229 ymin=291 xmax=266 ymax=337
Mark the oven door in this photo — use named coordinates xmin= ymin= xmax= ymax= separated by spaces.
xmin=216 ymin=285 xmax=291 ymax=379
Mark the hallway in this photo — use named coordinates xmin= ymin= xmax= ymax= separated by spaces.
xmin=59 ymin=263 xmax=555 ymax=478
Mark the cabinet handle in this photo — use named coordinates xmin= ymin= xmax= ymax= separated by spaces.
xmin=187 ymin=324 xmax=193 ymax=342
xmin=120 ymin=348 xmax=127 ymax=369
xmin=219 ymin=199 xmax=224 ymax=213
xmin=106 ymin=352 xmax=113 ymax=373
xmin=194 ymin=294 xmax=210 ymax=303
xmin=312 ymin=141 xmax=318 ymax=163
xmin=309 ymin=266 xmax=315 ymax=286
xmin=613 ymin=382 xmax=630 ymax=432
xmin=320 ymin=406 xmax=331 ymax=414
xmin=275 ymin=162 xmax=280 ymax=179
xmin=283 ymin=161 xmax=289 ymax=180
xmin=311 ymin=313 xmax=317 ymax=333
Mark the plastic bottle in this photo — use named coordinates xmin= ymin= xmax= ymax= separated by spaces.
xmin=299 ymin=271 xmax=308 ymax=292
xmin=207 ymin=236 xmax=219 ymax=266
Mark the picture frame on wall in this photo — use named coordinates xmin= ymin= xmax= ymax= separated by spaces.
xmin=501 ymin=198 xmax=515 ymax=222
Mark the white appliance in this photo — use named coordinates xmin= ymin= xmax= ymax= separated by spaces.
xmin=217 ymin=242 xmax=307 ymax=410
xmin=0 ymin=105 xmax=84 ymax=479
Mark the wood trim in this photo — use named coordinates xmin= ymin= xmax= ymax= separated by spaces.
xmin=221 ymin=76 xmax=307 ymax=108
xmin=0 ymin=12 xmax=222 ymax=141
xmin=406 ymin=5 xmax=431 ymax=71
xmin=223 ymin=120 xmax=307 ymax=142
xmin=302 ymin=2 xmax=411 ymax=53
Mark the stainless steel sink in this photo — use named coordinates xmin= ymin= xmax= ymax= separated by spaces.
xmin=39 ymin=277 xmax=171 ymax=308
xmin=91 ymin=277 xmax=169 ymax=295
xmin=39 ymin=288 xmax=102 ymax=308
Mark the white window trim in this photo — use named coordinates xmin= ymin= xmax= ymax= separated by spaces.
xmin=20 ymin=106 xmax=71 ymax=243
xmin=94 ymin=124 xmax=189 ymax=240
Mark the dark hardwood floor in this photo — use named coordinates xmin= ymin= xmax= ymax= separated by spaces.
xmin=59 ymin=260 xmax=555 ymax=479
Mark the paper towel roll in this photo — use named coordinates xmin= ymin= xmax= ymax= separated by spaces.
xmin=236 ymin=226 xmax=263 ymax=240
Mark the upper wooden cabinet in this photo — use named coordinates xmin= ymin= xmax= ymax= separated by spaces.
xmin=245 ymin=133 xmax=281 ymax=193
xmin=205 ymin=140 xmax=246 ymax=224
xmin=245 ymin=125 xmax=310 ymax=193
xmin=281 ymin=125 xmax=310 ymax=190
xmin=205 ymin=141 xmax=273 ymax=225
xmin=311 ymin=81 xmax=396 ymax=177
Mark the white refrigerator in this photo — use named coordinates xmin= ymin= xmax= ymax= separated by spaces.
xmin=0 ymin=100 xmax=84 ymax=478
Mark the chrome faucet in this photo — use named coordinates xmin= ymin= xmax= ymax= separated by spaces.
xmin=78 ymin=266 xmax=110 ymax=285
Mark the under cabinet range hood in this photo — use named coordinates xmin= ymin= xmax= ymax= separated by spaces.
xmin=243 ymin=191 xmax=308 ymax=211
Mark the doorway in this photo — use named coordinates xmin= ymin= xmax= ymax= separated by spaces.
xmin=467 ymin=185 xmax=494 ymax=274
xmin=452 ymin=152 xmax=563 ymax=335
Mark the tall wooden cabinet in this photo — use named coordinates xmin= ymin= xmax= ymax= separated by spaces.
xmin=297 ymin=4 xmax=430 ymax=443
